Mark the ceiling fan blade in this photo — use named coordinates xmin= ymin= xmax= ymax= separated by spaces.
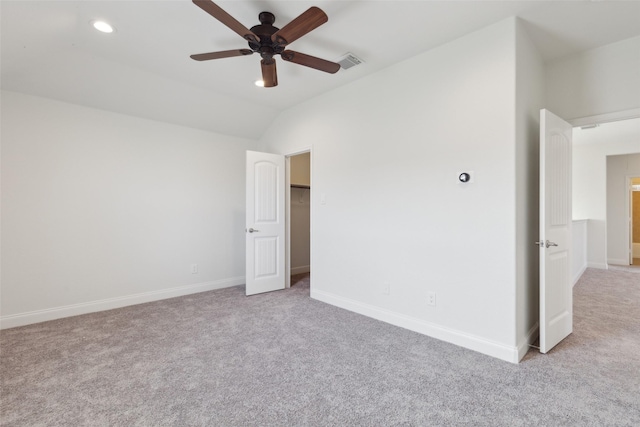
xmin=261 ymin=59 xmax=278 ymax=87
xmin=190 ymin=49 xmax=253 ymax=61
xmin=281 ymin=50 xmax=340 ymax=74
xmin=192 ymin=0 xmax=259 ymax=43
xmin=271 ymin=7 xmax=328 ymax=46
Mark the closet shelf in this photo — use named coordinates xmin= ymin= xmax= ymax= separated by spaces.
xmin=291 ymin=184 xmax=310 ymax=189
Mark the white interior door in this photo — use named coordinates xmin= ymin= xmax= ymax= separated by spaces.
xmin=246 ymin=151 xmax=285 ymax=296
xmin=539 ymin=109 xmax=573 ymax=353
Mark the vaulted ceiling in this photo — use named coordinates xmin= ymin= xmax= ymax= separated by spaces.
xmin=2 ymin=1 xmax=640 ymax=139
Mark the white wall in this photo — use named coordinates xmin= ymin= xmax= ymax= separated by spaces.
xmin=515 ymin=21 xmax=545 ymax=359
xmin=261 ymin=18 xmax=524 ymax=362
xmin=607 ymin=154 xmax=640 ymax=265
xmin=1 ymin=91 xmax=259 ymax=328
xmin=573 ymin=127 xmax=640 ymax=269
xmin=551 ymin=36 xmax=640 ymax=268
xmin=546 ymin=36 xmax=640 ymax=121
xmin=573 ymin=145 xmax=606 ymax=269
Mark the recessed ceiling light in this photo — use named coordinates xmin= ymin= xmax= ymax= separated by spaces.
xmin=92 ymin=21 xmax=114 ymax=33
xmin=254 ymin=80 xmax=265 ymax=87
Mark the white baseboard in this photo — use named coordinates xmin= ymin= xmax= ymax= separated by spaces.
xmin=310 ymin=289 xmax=521 ymax=364
xmin=0 ymin=276 xmax=244 ymax=330
xmin=517 ymin=323 xmax=539 ymax=361
xmin=573 ymin=265 xmax=587 ymax=287
xmin=291 ymin=265 xmax=310 ymax=275
xmin=587 ymin=262 xmax=608 ymax=270
xmin=607 ymin=258 xmax=630 ymax=267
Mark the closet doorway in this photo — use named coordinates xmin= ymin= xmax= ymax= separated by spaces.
xmin=287 ymin=152 xmax=311 ymax=289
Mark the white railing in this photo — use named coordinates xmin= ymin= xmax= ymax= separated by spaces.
xmin=572 ymin=219 xmax=588 ymax=286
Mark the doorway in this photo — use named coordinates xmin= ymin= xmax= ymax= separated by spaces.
xmin=604 ymin=153 xmax=640 ymax=267
xmin=631 ymin=177 xmax=640 ymax=266
xmin=572 ymin=116 xmax=640 ymax=270
xmin=287 ymin=152 xmax=311 ymax=289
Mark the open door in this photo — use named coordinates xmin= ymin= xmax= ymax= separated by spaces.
xmin=538 ymin=109 xmax=573 ymax=353
xmin=246 ymin=151 xmax=286 ymax=296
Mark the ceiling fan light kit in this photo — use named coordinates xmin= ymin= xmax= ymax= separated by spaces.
xmin=190 ymin=0 xmax=340 ymax=87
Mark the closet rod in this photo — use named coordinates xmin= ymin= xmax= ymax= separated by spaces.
xmin=291 ymin=184 xmax=310 ymax=189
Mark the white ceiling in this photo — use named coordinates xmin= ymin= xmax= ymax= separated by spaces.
xmin=2 ymin=0 xmax=640 ymax=139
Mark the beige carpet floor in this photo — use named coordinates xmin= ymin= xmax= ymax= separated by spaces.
xmin=1 ymin=269 xmax=639 ymax=426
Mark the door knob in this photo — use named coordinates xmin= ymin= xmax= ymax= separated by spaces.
xmin=247 ymin=228 xmax=259 ymax=233
xmin=535 ymin=240 xmax=558 ymax=248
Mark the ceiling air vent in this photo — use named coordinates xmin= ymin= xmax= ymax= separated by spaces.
xmin=337 ymin=53 xmax=364 ymax=70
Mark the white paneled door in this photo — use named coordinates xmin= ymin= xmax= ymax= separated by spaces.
xmin=539 ymin=109 xmax=573 ymax=353
xmin=246 ymin=151 xmax=286 ymax=296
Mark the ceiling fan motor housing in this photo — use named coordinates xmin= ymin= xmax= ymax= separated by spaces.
xmin=249 ymin=12 xmax=284 ymax=60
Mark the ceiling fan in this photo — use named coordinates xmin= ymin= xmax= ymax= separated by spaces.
xmin=190 ymin=0 xmax=340 ymax=87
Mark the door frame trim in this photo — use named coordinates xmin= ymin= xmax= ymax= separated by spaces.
xmin=569 ymin=108 xmax=640 ymax=127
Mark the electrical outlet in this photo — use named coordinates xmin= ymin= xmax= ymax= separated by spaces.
xmin=427 ymin=291 xmax=436 ymax=306
xmin=191 ymin=264 xmax=198 ymax=274
xmin=382 ymin=282 xmax=390 ymax=295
